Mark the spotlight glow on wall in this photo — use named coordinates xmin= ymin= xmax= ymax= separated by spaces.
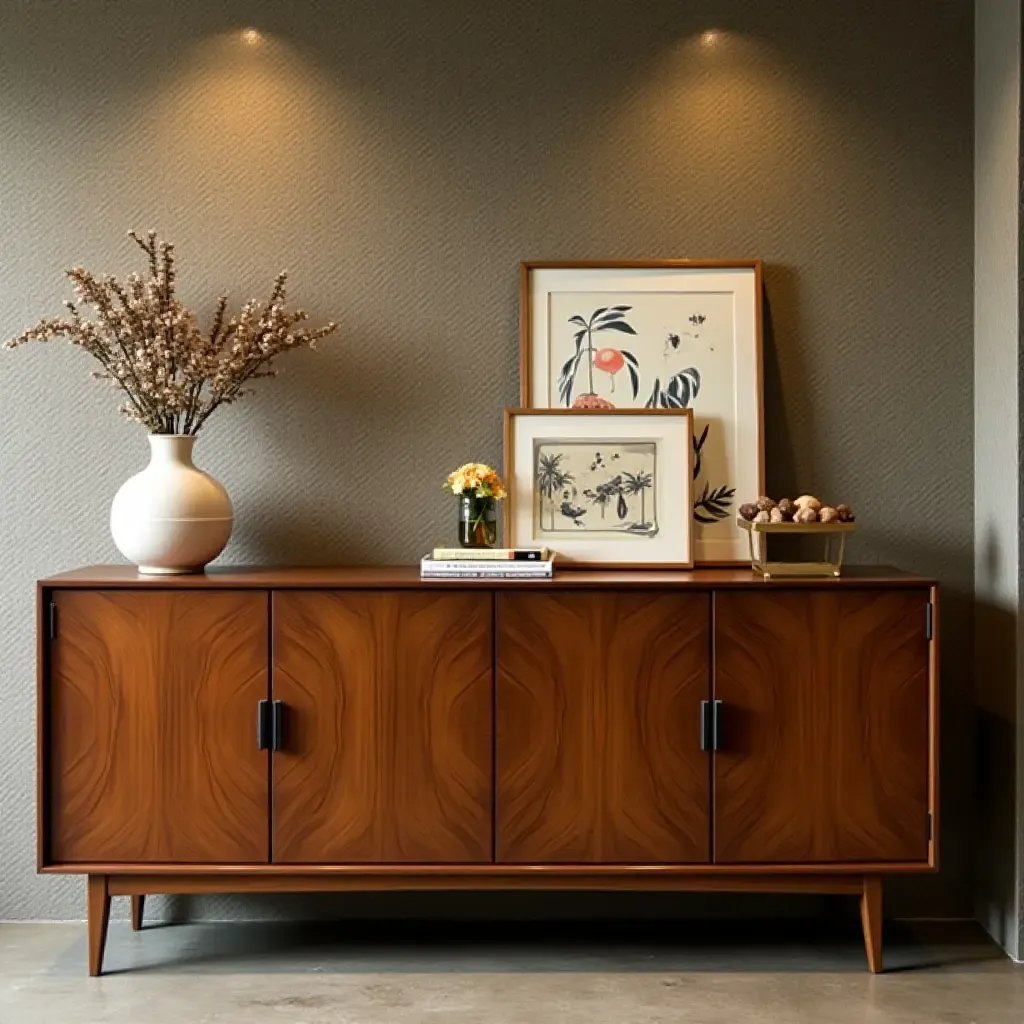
xmin=240 ymin=27 xmax=262 ymax=46
xmin=700 ymin=30 xmax=722 ymax=47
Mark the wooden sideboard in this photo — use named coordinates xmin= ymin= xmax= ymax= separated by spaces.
xmin=37 ymin=565 xmax=939 ymax=975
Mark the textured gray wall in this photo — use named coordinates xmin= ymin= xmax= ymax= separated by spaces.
xmin=0 ymin=0 xmax=973 ymax=921
xmin=975 ymin=0 xmax=1022 ymax=960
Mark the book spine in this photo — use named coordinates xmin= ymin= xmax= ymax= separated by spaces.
xmin=432 ymin=549 xmax=514 ymax=561
xmin=425 ymin=560 xmax=552 ymax=573
xmin=421 ymin=570 xmax=552 ymax=579
xmin=431 ymin=548 xmax=546 ymax=562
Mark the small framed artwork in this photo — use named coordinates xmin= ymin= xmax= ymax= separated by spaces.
xmin=503 ymin=408 xmax=694 ymax=568
xmin=519 ymin=260 xmax=763 ymax=564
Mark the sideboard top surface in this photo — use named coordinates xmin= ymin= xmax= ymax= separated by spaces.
xmin=40 ymin=565 xmax=937 ymax=589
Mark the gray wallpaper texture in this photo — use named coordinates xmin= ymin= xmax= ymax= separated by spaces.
xmin=974 ymin=0 xmax=1021 ymax=959
xmin=0 ymin=0 xmax=973 ymax=921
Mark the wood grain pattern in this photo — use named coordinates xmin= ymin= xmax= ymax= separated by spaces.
xmin=104 ymin=872 xmax=866 ymax=895
xmin=860 ymin=875 xmax=883 ymax=973
xmin=130 ymin=894 xmax=144 ymax=931
xmin=713 ymin=590 xmax=931 ymax=864
xmin=39 ymin=573 xmax=935 ymax=978
xmin=48 ymin=590 xmax=270 ymax=864
xmin=87 ymin=874 xmax=110 ymax=976
xmin=272 ymin=590 xmax=493 ymax=863
xmin=497 ymin=591 xmax=710 ymax=863
xmin=42 ymin=859 xmax=933 ymax=875
xmin=928 ymin=584 xmax=940 ymax=869
xmin=36 ymin=586 xmax=47 ymax=871
xmin=40 ymin=565 xmax=936 ymax=589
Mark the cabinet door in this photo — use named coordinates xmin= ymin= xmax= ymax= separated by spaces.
xmin=48 ymin=590 xmax=270 ymax=864
xmin=713 ymin=589 xmax=931 ymax=864
xmin=272 ymin=591 xmax=493 ymax=863
xmin=496 ymin=591 xmax=710 ymax=864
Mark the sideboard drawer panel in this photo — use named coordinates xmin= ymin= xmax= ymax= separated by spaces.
xmin=496 ymin=590 xmax=712 ymax=864
xmin=271 ymin=590 xmax=494 ymax=863
xmin=47 ymin=590 xmax=270 ymax=864
xmin=713 ymin=589 xmax=931 ymax=864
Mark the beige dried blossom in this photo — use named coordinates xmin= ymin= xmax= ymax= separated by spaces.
xmin=6 ymin=230 xmax=337 ymax=434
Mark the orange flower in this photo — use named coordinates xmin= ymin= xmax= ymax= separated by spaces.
xmin=443 ymin=462 xmax=505 ymax=499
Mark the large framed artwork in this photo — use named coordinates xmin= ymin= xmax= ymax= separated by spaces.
xmin=504 ymin=409 xmax=694 ymax=568
xmin=520 ymin=260 xmax=763 ymax=565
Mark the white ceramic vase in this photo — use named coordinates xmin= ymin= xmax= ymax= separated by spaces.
xmin=110 ymin=435 xmax=233 ymax=575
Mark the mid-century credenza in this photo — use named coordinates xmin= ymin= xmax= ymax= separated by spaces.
xmin=36 ymin=565 xmax=938 ymax=975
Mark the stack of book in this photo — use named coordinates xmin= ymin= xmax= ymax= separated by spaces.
xmin=420 ymin=548 xmax=554 ymax=580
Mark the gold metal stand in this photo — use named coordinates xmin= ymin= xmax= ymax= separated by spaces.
xmin=738 ymin=518 xmax=857 ymax=579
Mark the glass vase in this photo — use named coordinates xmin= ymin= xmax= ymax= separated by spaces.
xmin=457 ymin=494 xmax=497 ymax=549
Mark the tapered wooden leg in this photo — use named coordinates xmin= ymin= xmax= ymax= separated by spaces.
xmin=130 ymin=895 xmax=145 ymax=932
xmin=860 ymin=875 xmax=883 ymax=974
xmin=87 ymin=875 xmax=111 ymax=977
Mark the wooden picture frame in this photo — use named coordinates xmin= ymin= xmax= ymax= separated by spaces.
xmin=519 ymin=260 xmax=764 ymax=565
xmin=504 ymin=408 xmax=694 ymax=568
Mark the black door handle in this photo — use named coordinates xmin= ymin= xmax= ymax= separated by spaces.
xmin=699 ymin=700 xmax=712 ymax=751
xmin=272 ymin=700 xmax=286 ymax=752
xmin=257 ymin=699 xmax=270 ymax=750
xmin=713 ymin=699 xmax=725 ymax=750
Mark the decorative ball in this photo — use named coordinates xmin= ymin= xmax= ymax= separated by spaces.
xmin=594 ymin=348 xmax=625 ymax=374
xmin=793 ymin=506 xmax=818 ymax=523
xmin=776 ymin=498 xmax=796 ymax=521
xmin=738 ymin=503 xmax=758 ymax=521
xmin=819 ymin=506 xmax=839 ymax=523
xmin=769 ymin=507 xmax=785 ymax=524
xmin=755 ymin=495 xmax=776 ymax=512
xmin=836 ymin=504 xmax=855 ymax=522
xmin=794 ymin=494 xmax=821 ymax=512
xmin=572 ymin=394 xmax=615 ymax=410
xmin=753 ymin=510 xmax=771 ymax=524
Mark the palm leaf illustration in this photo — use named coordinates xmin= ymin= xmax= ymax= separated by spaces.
xmin=693 ymin=482 xmax=735 ymax=524
xmin=557 ymin=329 xmax=587 ymax=405
xmin=620 ymin=350 xmax=640 ymax=399
xmin=693 ymin=423 xmax=710 ymax=479
xmin=645 ymin=366 xmax=701 ymax=409
xmin=562 ymin=306 xmax=637 ymax=401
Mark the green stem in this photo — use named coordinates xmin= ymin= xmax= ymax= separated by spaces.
xmin=467 ymin=496 xmax=495 ymax=545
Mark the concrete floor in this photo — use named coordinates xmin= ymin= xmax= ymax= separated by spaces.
xmin=1 ymin=919 xmax=1021 ymax=1023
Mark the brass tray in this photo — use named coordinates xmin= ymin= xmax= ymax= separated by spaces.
xmin=737 ymin=517 xmax=857 ymax=579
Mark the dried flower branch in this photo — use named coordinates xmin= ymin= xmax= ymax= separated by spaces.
xmin=6 ymin=230 xmax=337 ymax=434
